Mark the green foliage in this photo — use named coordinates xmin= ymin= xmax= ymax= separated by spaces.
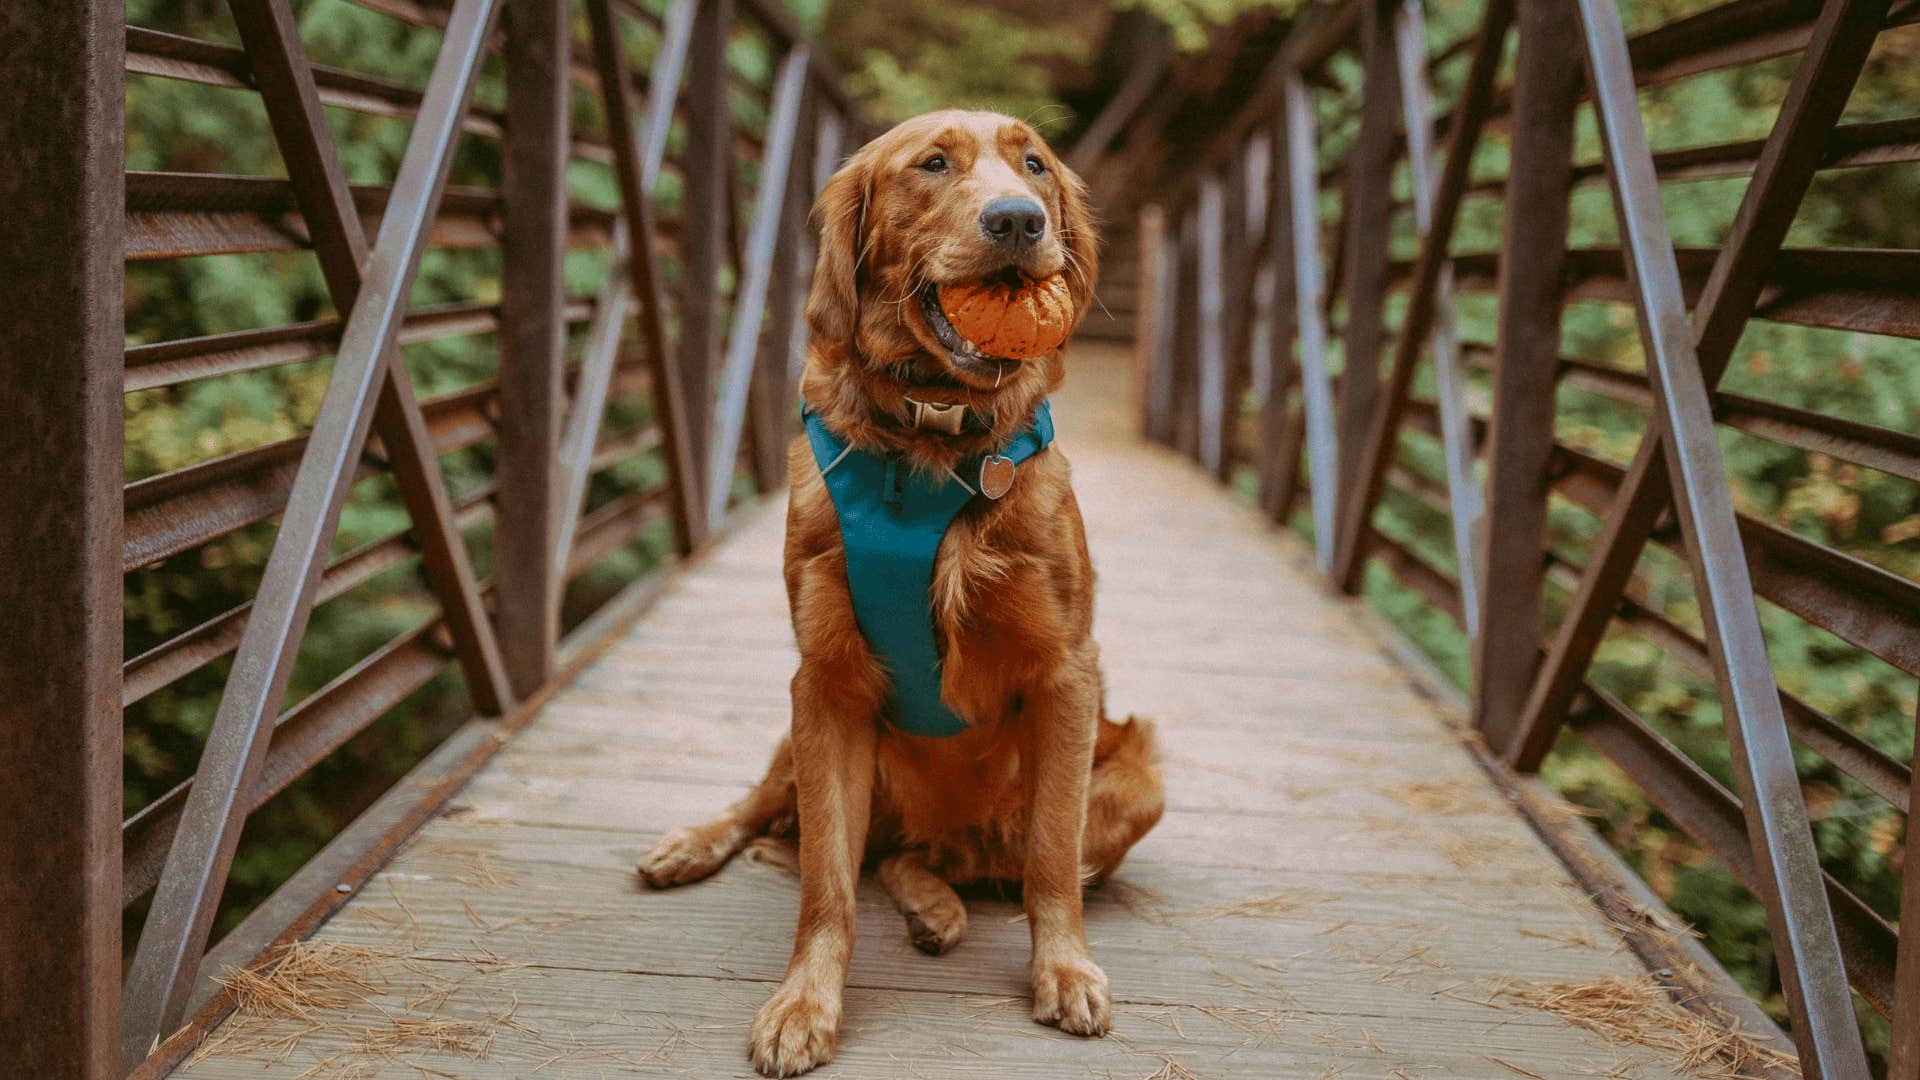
xmin=1116 ymin=0 xmax=1304 ymax=51
xmin=828 ymin=1 xmax=1093 ymax=135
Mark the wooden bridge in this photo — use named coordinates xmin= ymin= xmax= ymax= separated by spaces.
xmin=161 ymin=344 xmax=1776 ymax=1079
xmin=3 ymin=0 xmax=1916 ymax=1077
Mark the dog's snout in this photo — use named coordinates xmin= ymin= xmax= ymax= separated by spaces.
xmin=979 ymin=196 xmax=1046 ymax=248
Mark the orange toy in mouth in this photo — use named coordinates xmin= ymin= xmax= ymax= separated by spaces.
xmin=936 ymin=272 xmax=1075 ymax=360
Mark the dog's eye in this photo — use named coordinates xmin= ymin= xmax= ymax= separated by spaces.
xmin=1024 ymin=155 xmax=1047 ymax=176
xmin=920 ymin=154 xmax=948 ymax=173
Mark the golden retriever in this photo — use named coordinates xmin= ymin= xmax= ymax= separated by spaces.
xmin=636 ymin=109 xmax=1165 ymax=1077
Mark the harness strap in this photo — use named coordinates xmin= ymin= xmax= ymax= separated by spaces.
xmin=802 ymin=400 xmax=1055 ymax=737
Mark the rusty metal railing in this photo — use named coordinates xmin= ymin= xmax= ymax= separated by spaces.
xmin=0 ymin=1 xmax=858 ymax=1074
xmin=1137 ymin=0 xmax=1919 ymax=1076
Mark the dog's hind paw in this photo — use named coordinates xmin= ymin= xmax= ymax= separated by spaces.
xmin=749 ymin=982 xmax=840 ymax=1077
xmin=1032 ymin=955 xmax=1111 ymax=1037
xmin=636 ymin=824 xmax=739 ymax=888
xmin=905 ymin=895 xmax=967 ymax=955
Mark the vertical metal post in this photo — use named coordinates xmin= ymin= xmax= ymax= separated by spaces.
xmin=1282 ymin=73 xmax=1340 ymax=566
xmin=705 ymin=47 xmax=810 ymax=529
xmin=1334 ymin=0 xmax=1400 ymax=540
xmin=1139 ymin=205 xmax=1177 ymax=445
xmin=583 ymin=0 xmax=704 ymax=555
xmin=497 ymin=0 xmax=570 ymax=694
xmin=1171 ymin=208 xmax=1202 ymax=459
xmin=763 ymin=96 xmax=814 ymax=454
xmin=0 ymin=4 xmax=123 ymax=1075
xmin=1393 ymin=0 xmax=1486 ymax=634
xmin=1895 ymin=696 xmax=1920 ymax=1080
xmin=1257 ymin=118 xmax=1301 ymax=521
xmin=1195 ymin=175 xmax=1228 ymax=476
xmin=677 ymin=0 xmax=734 ymax=508
xmin=1470 ymin=0 xmax=1578 ymax=747
xmin=1212 ymin=147 xmax=1254 ymax=483
xmin=792 ymin=107 xmax=843 ymax=394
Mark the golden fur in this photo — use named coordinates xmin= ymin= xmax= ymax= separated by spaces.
xmin=636 ymin=110 xmax=1165 ymax=1078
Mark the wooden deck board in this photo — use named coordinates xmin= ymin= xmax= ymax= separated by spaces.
xmin=173 ymin=345 xmax=1723 ymax=1078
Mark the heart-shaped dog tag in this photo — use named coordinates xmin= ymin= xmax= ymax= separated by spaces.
xmin=978 ymin=453 xmax=1016 ymax=500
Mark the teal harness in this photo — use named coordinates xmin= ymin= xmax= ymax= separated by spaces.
xmin=802 ymin=401 xmax=1056 ymax=738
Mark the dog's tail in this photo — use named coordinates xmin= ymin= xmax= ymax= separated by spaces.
xmin=1084 ymin=714 xmax=1165 ymax=884
xmin=1094 ymin=712 xmax=1161 ymax=769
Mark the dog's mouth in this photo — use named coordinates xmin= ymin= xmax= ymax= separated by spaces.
xmin=918 ymin=283 xmax=1015 ymax=385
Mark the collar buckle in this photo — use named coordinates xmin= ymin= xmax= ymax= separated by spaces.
xmin=905 ymin=398 xmax=968 ymax=435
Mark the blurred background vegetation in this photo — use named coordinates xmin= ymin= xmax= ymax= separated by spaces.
xmin=127 ymin=0 xmax=1912 ymax=1066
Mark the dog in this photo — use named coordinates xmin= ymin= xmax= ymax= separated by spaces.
xmin=636 ymin=110 xmax=1165 ymax=1078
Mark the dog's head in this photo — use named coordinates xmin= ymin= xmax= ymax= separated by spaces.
xmin=803 ymin=110 xmax=1098 ymax=434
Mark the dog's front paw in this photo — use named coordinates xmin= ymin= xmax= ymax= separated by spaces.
xmin=749 ymin=981 xmax=840 ymax=1077
xmin=1031 ymin=954 xmax=1111 ymax=1036
xmin=637 ymin=824 xmax=738 ymax=888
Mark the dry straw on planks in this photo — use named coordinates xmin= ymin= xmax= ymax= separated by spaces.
xmin=1503 ymin=974 xmax=1798 ymax=1080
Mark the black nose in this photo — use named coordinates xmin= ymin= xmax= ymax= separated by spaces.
xmin=979 ymin=196 xmax=1046 ymax=248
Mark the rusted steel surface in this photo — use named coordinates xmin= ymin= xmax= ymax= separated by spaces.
xmin=0 ymin=3 xmax=125 ymax=1077
xmin=674 ymin=0 xmax=733 ymax=499
xmin=1897 ymin=712 xmax=1920 ymax=1078
xmin=1135 ymin=0 xmax=1917 ymax=1063
xmin=1392 ymin=245 xmax=1920 ymax=338
xmin=706 ymin=46 xmax=810 ymax=527
xmin=1468 ymin=0 xmax=1577 ymax=749
xmin=125 ymin=172 xmax=619 ymax=259
xmin=1281 ymin=73 xmax=1339 ymax=567
xmin=1507 ymin=0 xmax=1897 ymax=774
xmin=566 ymin=485 xmax=674 ymax=577
xmin=1593 ymin=579 xmax=1913 ymax=813
xmin=1388 ymin=0 xmax=1490 ymax=634
xmin=1328 ymin=0 xmax=1508 ymax=604
xmin=1331 ymin=0 xmax=1399 ymax=537
xmin=127 ymin=528 xmax=700 ymax=1080
xmin=124 ymin=378 xmax=528 ymax=571
xmin=1252 ymin=123 xmax=1297 ymax=520
xmin=1215 ymin=144 xmax=1268 ymax=487
xmin=496 ymin=0 xmax=572 ymax=697
xmin=126 ymin=25 xmax=617 ymax=166
xmin=1194 ymin=176 xmax=1229 ymax=476
xmin=125 ymin=298 xmax=589 ymax=393
xmin=120 ymin=1 xmax=509 ymax=1059
xmin=1569 ymin=690 xmax=1897 ymax=1009
xmin=585 ymin=0 xmax=706 ymax=553
xmin=3 ymin=0 xmax=842 ymax=1070
xmin=120 ymin=619 xmax=453 ymax=908
xmin=1453 ymin=113 xmax=1920 ymax=198
xmin=1568 ymin=0 xmax=1865 ymax=1067
xmin=123 ymin=490 xmax=496 ymax=709
xmin=234 ymin=0 xmax=515 ymax=728
xmin=1170 ymin=208 xmax=1201 ymax=457
xmin=1141 ymin=207 xmax=1178 ymax=445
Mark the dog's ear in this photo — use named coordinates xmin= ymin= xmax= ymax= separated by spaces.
xmin=1054 ymin=160 xmax=1100 ymax=325
xmin=805 ymin=148 xmax=872 ymax=350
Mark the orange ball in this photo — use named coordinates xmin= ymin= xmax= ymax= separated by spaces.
xmin=938 ymin=273 xmax=1075 ymax=360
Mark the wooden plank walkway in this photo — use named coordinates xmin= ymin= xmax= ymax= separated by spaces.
xmin=176 ymin=344 xmax=1730 ymax=1079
